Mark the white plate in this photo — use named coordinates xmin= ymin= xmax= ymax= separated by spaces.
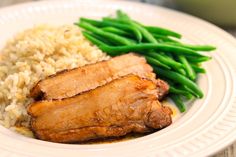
xmin=0 ymin=0 xmax=236 ymax=157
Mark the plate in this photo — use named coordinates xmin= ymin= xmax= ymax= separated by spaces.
xmin=0 ymin=0 xmax=236 ymax=156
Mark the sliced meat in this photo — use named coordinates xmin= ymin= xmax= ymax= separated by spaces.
xmin=28 ymin=75 xmax=172 ymax=143
xmin=30 ymin=53 xmax=157 ymax=100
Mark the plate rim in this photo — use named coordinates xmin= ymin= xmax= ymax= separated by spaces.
xmin=0 ymin=0 xmax=235 ymax=157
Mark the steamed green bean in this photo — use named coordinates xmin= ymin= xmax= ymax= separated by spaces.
xmin=78 ymin=22 xmax=135 ymax=45
xmin=76 ymin=10 xmax=216 ymax=112
xmin=99 ymin=43 xmax=208 ymax=57
xmin=79 ymin=18 xmax=142 ymax=41
xmin=101 ymin=27 xmax=131 ymax=36
xmin=145 ymin=26 xmax=182 ymax=39
xmin=191 ymin=64 xmax=206 ymax=73
xmin=146 ymin=51 xmax=183 ymax=69
xmin=145 ymin=56 xmax=171 ymax=69
xmin=153 ymin=66 xmax=203 ymax=98
xmin=170 ymin=94 xmax=186 ymax=112
xmin=166 ymin=42 xmax=216 ymax=51
xmin=178 ymin=55 xmax=196 ymax=80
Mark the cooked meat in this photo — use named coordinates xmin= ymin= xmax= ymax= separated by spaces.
xmin=28 ymin=75 xmax=172 ymax=143
xmin=30 ymin=53 xmax=157 ymax=100
xmin=156 ymin=79 xmax=169 ymax=100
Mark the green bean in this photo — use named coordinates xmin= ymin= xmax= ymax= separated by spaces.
xmin=161 ymin=77 xmax=174 ymax=85
xmin=191 ymin=64 xmax=206 ymax=73
xmin=153 ymin=34 xmax=179 ymax=43
xmin=160 ymin=78 xmax=193 ymax=99
xmin=158 ymin=53 xmax=187 ymax=75
xmin=131 ymin=21 xmax=157 ymax=43
xmin=178 ymin=55 xmax=196 ymax=80
xmin=165 ymin=42 xmax=216 ymax=51
xmin=187 ymin=56 xmax=212 ymax=63
xmin=171 ymin=86 xmax=193 ymax=99
xmin=158 ymin=52 xmax=175 ymax=60
xmin=78 ymin=22 xmax=135 ymax=45
xmin=116 ymin=10 xmax=157 ymax=44
xmin=113 ymin=17 xmax=180 ymax=74
xmin=101 ymin=27 xmax=131 ymax=36
xmin=170 ymin=94 xmax=186 ymax=113
xmin=173 ymin=85 xmax=194 ymax=100
xmin=87 ymin=26 xmax=136 ymax=45
xmin=166 ymin=77 xmax=196 ymax=99
xmin=82 ymin=31 xmax=106 ymax=46
xmin=116 ymin=10 xmax=130 ymax=20
xmin=146 ymin=51 xmax=183 ymax=69
xmin=145 ymin=56 xmax=171 ymax=69
xmin=182 ymin=44 xmax=216 ymax=51
xmin=179 ymin=85 xmax=198 ymax=98
xmin=79 ymin=18 xmax=142 ymax=42
xmin=169 ymin=86 xmax=191 ymax=96
xmin=82 ymin=31 xmax=115 ymax=45
xmin=82 ymin=32 xmax=118 ymax=56
xmin=102 ymin=17 xmax=124 ymax=23
xmin=103 ymin=17 xmax=158 ymax=43
xmin=153 ymin=66 xmax=204 ymax=98
xmin=184 ymin=92 xmax=194 ymax=100
xmin=161 ymin=52 xmax=187 ymax=75
xmin=77 ymin=18 xmax=103 ymax=27
xmin=145 ymin=26 xmax=182 ymax=39
xmin=99 ymin=43 xmax=208 ymax=57
xmin=165 ymin=52 xmax=174 ymax=58
xmin=173 ymin=67 xmax=187 ymax=76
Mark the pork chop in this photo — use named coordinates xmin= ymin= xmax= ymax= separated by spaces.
xmin=28 ymin=75 xmax=172 ymax=143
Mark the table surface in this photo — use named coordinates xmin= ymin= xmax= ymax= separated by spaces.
xmin=0 ymin=0 xmax=236 ymax=157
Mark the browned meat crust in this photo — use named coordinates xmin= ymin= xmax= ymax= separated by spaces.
xmin=30 ymin=53 xmax=156 ymax=100
xmin=156 ymin=79 xmax=169 ymax=100
xmin=28 ymin=75 xmax=172 ymax=143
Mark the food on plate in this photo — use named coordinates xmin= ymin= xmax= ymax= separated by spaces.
xmin=0 ymin=9 xmax=215 ymax=142
xmin=76 ymin=10 xmax=216 ymax=112
xmin=28 ymin=75 xmax=172 ymax=143
xmin=30 ymin=53 xmax=166 ymax=100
